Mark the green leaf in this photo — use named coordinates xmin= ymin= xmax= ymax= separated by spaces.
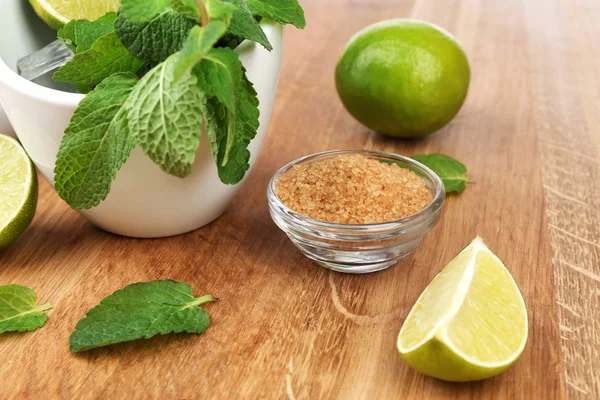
xmin=193 ymin=47 xmax=241 ymax=165
xmin=0 ymin=285 xmax=51 ymax=334
xmin=193 ymin=47 xmax=259 ymax=182
xmin=174 ymin=22 xmax=229 ymax=80
xmin=54 ymin=73 xmax=139 ymax=209
xmin=412 ymin=154 xmax=469 ymax=194
xmin=69 ymin=280 xmax=215 ymax=352
xmin=224 ymin=0 xmax=273 ymax=50
xmin=206 ymin=0 xmax=238 ymax=22
xmin=120 ymin=0 xmax=172 ymax=22
xmin=115 ymin=8 xmax=198 ymax=66
xmin=53 ymin=32 xmax=145 ymax=93
xmin=57 ymin=20 xmax=79 ymax=51
xmin=246 ymin=0 xmax=306 ymax=29
xmin=127 ymin=54 xmax=205 ymax=177
xmin=215 ymin=71 xmax=259 ymax=183
xmin=74 ymin=12 xmax=118 ymax=53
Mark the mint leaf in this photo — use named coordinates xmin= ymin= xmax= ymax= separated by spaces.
xmin=412 ymin=154 xmax=469 ymax=194
xmin=120 ymin=0 xmax=172 ymax=21
xmin=225 ymin=0 xmax=272 ymax=50
xmin=53 ymin=32 xmax=145 ymax=93
xmin=69 ymin=280 xmax=215 ymax=352
xmin=214 ymin=71 xmax=259 ymax=183
xmin=193 ymin=47 xmax=241 ymax=165
xmin=74 ymin=12 xmax=118 ymax=53
xmin=115 ymin=8 xmax=198 ymax=66
xmin=192 ymin=47 xmax=259 ymax=180
xmin=174 ymin=22 xmax=229 ymax=80
xmin=206 ymin=0 xmax=238 ymax=22
xmin=127 ymin=54 xmax=205 ymax=177
xmin=57 ymin=20 xmax=79 ymax=51
xmin=0 ymin=285 xmax=51 ymax=334
xmin=246 ymin=0 xmax=306 ymax=29
xmin=55 ymin=73 xmax=139 ymax=209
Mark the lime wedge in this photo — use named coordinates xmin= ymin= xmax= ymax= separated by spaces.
xmin=397 ymin=237 xmax=528 ymax=382
xmin=29 ymin=0 xmax=121 ymax=30
xmin=0 ymin=135 xmax=38 ymax=249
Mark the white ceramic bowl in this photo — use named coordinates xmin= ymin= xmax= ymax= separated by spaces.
xmin=0 ymin=1 xmax=283 ymax=238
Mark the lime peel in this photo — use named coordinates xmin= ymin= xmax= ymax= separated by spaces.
xmin=0 ymin=134 xmax=38 ymax=248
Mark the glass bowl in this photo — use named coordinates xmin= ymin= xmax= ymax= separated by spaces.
xmin=267 ymin=149 xmax=446 ymax=274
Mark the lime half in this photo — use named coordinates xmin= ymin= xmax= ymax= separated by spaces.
xmin=0 ymin=135 xmax=38 ymax=249
xmin=29 ymin=0 xmax=121 ymax=30
xmin=397 ymin=237 xmax=528 ymax=382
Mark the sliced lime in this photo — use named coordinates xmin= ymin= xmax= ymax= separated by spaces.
xmin=29 ymin=0 xmax=121 ymax=30
xmin=0 ymin=135 xmax=38 ymax=249
xmin=397 ymin=237 xmax=528 ymax=381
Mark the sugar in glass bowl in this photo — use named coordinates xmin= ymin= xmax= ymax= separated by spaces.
xmin=267 ymin=150 xmax=446 ymax=273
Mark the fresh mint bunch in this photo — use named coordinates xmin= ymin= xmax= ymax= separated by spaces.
xmin=53 ymin=0 xmax=305 ymax=210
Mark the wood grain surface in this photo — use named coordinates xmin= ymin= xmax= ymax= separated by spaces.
xmin=1 ymin=0 xmax=599 ymax=398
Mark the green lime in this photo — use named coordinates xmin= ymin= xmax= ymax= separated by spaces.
xmin=0 ymin=135 xmax=38 ymax=249
xmin=397 ymin=237 xmax=528 ymax=382
xmin=335 ymin=19 xmax=470 ymax=138
xmin=29 ymin=0 xmax=121 ymax=30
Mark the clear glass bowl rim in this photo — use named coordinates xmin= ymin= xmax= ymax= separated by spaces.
xmin=267 ymin=149 xmax=446 ymax=233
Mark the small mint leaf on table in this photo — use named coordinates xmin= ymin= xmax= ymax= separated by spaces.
xmin=53 ymin=32 xmax=145 ymax=93
xmin=115 ymin=9 xmax=198 ymax=66
xmin=69 ymin=280 xmax=215 ymax=352
xmin=119 ymin=0 xmax=172 ymax=22
xmin=126 ymin=54 xmax=206 ymax=177
xmin=54 ymin=73 xmax=139 ymax=209
xmin=412 ymin=153 xmax=470 ymax=194
xmin=0 ymin=285 xmax=51 ymax=334
xmin=246 ymin=0 xmax=306 ymax=29
xmin=223 ymin=0 xmax=273 ymax=51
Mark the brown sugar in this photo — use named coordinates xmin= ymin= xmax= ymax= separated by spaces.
xmin=275 ymin=154 xmax=432 ymax=224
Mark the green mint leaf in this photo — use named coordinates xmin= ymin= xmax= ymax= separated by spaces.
xmin=0 ymin=285 xmax=51 ymax=334
xmin=215 ymin=70 xmax=259 ymax=183
xmin=246 ymin=0 xmax=306 ymax=29
xmin=202 ymin=97 xmax=225 ymax=162
xmin=206 ymin=0 xmax=238 ymax=22
xmin=74 ymin=12 xmax=118 ymax=53
xmin=57 ymin=20 xmax=79 ymax=51
xmin=193 ymin=48 xmax=259 ymax=183
xmin=127 ymin=54 xmax=205 ymax=177
xmin=174 ymin=22 xmax=229 ymax=80
xmin=53 ymin=32 xmax=145 ymax=93
xmin=224 ymin=0 xmax=272 ymax=50
xmin=69 ymin=280 xmax=215 ymax=352
xmin=115 ymin=8 xmax=198 ymax=66
xmin=193 ymin=47 xmax=242 ymax=165
xmin=119 ymin=0 xmax=172 ymax=21
xmin=54 ymin=73 xmax=139 ymax=209
xmin=412 ymin=154 xmax=469 ymax=194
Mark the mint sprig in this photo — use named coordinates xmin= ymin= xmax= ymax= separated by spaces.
xmin=54 ymin=0 xmax=305 ymax=210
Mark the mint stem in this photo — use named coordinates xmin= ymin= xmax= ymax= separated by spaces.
xmin=188 ymin=294 xmax=216 ymax=308
xmin=38 ymin=304 xmax=52 ymax=312
xmin=195 ymin=0 xmax=210 ymax=27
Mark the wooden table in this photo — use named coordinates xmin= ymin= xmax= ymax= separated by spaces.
xmin=2 ymin=0 xmax=599 ymax=398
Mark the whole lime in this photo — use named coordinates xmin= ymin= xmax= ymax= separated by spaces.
xmin=335 ymin=19 xmax=470 ymax=138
